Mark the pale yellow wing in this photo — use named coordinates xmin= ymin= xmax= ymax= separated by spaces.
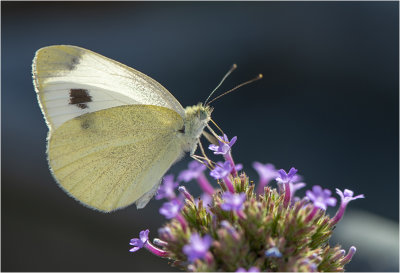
xmin=48 ymin=104 xmax=184 ymax=212
xmin=32 ymin=45 xmax=185 ymax=130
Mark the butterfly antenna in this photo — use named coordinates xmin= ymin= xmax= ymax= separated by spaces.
xmin=204 ymin=64 xmax=237 ymax=105
xmin=206 ymin=73 xmax=263 ymax=106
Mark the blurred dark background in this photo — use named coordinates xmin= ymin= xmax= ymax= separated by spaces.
xmin=2 ymin=1 xmax=398 ymax=272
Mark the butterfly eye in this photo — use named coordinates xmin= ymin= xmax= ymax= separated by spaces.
xmin=199 ymin=110 xmax=208 ymax=120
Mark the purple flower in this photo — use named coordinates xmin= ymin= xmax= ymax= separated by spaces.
xmin=221 ymin=192 xmax=246 ymax=211
xmin=293 ymin=174 xmax=303 ymax=183
xmin=130 ymin=229 xmax=168 ymax=257
xmin=183 ymin=233 xmax=212 ymax=262
xmin=275 ymin=167 xmax=298 ymax=207
xmin=336 ymin=189 xmax=365 ymax=204
xmin=209 ymin=134 xmax=239 ymax=177
xmin=235 ymin=163 xmax=243 ymax=171
xmin=179 ymin=161 xmax=215 ymax=195
xmin=306 ymin=185 xmax=337 ymax=210
xmin=178 ymin=160 xmax=207 ymax=182
xmin=276 ymin=167 xmax=298 ymax=184
xmin=159 ymin=199 xmax=182 ymax=219
xmin=330 ymin=189 xmax=365 ymax=226
xmin=280 ymin=175 xmax=304 ymax=196
xmin=210 ymin=161 xmax=232 ymax=180
xmin=236 ymin=267 xmax=259 ymax=272
xmin=290 ymin=182 xmax=306 ymax=197
xmin=253 ymin=162 xmax=278 ymax=187
xmin=291 ymin=182 xmax=306 ymax=192
xmin=129 ymin=229 xmax=149 ymax=252
xmin=208 ymin=134 xmax=237 ymax=155
xmin=156 ymin=174 xmax=178 ymax=200
xmin=265 ymin=247 xmax=282 ymax=258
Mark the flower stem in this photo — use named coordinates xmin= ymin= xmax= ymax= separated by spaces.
xmin=176 ymin=213 xmax=188 ymax=232
xmin=256 ymin=179 xmax=267 ymax=195
xmin=144 ymin=242 xmax=169 ymax=257
xmin=305 ymin=206 xmax=319 ymax=222
xmin=283 ymin=183 xmax=291 ymax=207
xmin=205 ymin=251 xmax=214 ymax=265
xmin=278 ymin=182 xmax=284 ymax=195
xmin=197 ymin=173 xmax=215 ymax=195
xmin=223 ymin=177 xmax=235 ymax=193
xmin=330 ymin=202 xmax=347 ymax=227
xmin=237 ymin=210 xmax=247 ymax=220
xmin=224 ymin=152 xmax=237 ymax=177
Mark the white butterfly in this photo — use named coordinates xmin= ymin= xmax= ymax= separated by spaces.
xmin=32 ymin=45 xmax=212 ymax=212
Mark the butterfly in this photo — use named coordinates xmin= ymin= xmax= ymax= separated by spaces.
xmin=32 ymin=45 xmax=213 ymax=212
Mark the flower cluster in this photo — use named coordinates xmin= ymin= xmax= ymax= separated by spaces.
xmin=129 ymin=134 xmax=364 ymax=271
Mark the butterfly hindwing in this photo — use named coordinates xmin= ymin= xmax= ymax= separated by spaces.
xmin=48 ymin=105 xmax=184 ymax=212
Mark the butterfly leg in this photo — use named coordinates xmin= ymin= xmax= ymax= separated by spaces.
xmin=210 ymin=118 xmax=225 ymax=136
xmin=206 ymin=123 xmax=230 ymax=145
xmin=190 ymin=140 xmax=215 ymax=170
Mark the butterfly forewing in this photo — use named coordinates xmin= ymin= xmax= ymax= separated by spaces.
xmin=33 ymin=45 xmax=185 ymax=130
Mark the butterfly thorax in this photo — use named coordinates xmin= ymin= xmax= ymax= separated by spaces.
xmin=180 ymin=103 xmax=213 ymax=155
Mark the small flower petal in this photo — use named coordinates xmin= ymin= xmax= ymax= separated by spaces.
xmin=235 ymin=163 xmax=243 ymax=171
xmin=129 ymin=229 xmax=149 ymax=252
xmin=208 ymin=134 xmax=237 ymax=155
xmin=253 ymin=162 xmax=278 ymax=183
xmin=287 ymin=167 xmax=298 ymax=179
xmin=210 ymin=161 xmax=232 ymax=180
xmin=265 ymin=247 xmax=282 ymax=258
xmin=159 ymin=199 xmax=182 ymax=219
xmin=276 ymin=167 xmax=298 ymax=184
xmin=178 ymin=160 xmax=207 ymax=182
xmin=306 ymin=185 xmax=337 ymax=210
xmin=139 ymin=229 xmax=149 ymax=243
xmin=156 ymin=174 xmax=178 ymax=200
xmin=183 ymin=233 xmax=212 ymax=262
xmin=336 ymin=188 xmax=365 ymax=204
xmin=221 ymin=192 xmax=246 ymax=211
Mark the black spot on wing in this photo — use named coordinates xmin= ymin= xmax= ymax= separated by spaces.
xmin=77 ymin=103 xmax=88 ymax=109
xmin=67 ymin=56 xmax=80 ymax=70
xmin=69 ymin=89 xmax=92 ymax=109
xmin=77 ymin=114 xmax=95 ymax=131
xmin=81 ymin=119 xmax=91 ymax=129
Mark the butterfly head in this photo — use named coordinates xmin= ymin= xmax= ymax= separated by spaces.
xmin=181 ymin=103 xmax=213 ymax=153
xmin=185 ymin=103 xmax=213 ymax=121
